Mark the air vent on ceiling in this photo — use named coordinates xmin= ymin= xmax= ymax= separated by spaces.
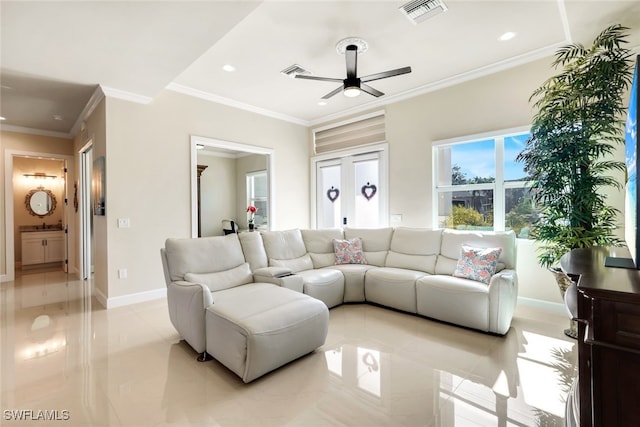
xmin=399 ymin=0 xmax=447 ymax=25
xmin=280 ymin=64 xmax=311 ymax=78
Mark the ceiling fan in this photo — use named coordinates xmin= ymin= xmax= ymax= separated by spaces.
xmin=296 ymin=37 xmax=412 ymax=99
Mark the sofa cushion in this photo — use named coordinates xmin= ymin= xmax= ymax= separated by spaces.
xmin=416 ymin=275 xmax=490 ymax=332
xmin=328 ymin=264 xmax=377 ymax=302
xmin=301 ymin=229 xmax=344 ymax=268
xmin=205 ymin=283 xmax=329 ymax=382
xmin=344 ymin=227 xmax=393 ymax=266
xmin=185 ymin=262 xmax=253 ymax=292
xmin=333 ymin=237 xmax=367 ymax=265
xmin=270 ymin=254 xmax=314 ymax=273
xmin=296 ymin=269 xmax=345 ymax=308
xmin=453 ymin=245 xmax=503 ymax=284
xmin=238 ymin=231 xmax=268 ymax=271
xmin=436 ymin=229 xmax=516 ymax=275
xmin=385 ymin=227 xmax=442 ymax=273
xmin=261 ymin=229 xmax=307 ymax=260
xmin=365 ymin=267 xmax=426 ymax=313
xmin=164 ymin=234 xmax=246 ymax=282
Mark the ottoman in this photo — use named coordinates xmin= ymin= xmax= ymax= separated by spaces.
xmin=205 ymin=283 xmax=329 ymax=383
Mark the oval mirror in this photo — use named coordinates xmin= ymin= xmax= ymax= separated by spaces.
xmin=25 ymin=187 xmax=57 ymax=217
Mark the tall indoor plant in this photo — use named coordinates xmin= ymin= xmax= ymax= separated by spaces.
xmin=517 ymin=24 xmax=633 ymax=268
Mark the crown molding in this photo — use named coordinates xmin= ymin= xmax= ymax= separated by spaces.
xmin=69 ymin=86 xmax=106 ymax=138
xmin=100 ymin=85 xmax=153 ymax=104
xmin=166 ymin=82 xmax=310 ymax=127
xmin=0 ymin=124 xmax=71 ymax=139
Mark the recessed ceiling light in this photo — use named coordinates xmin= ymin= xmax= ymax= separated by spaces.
xmin=0 ymin=116 xmax=6 ymax=121
xmin=317 ymin=101 xmax=327 ymax=106
xmin=53 ymin=115 xmax=64 ymax=121
xmin=498 ymin=31 xmax=517 ymax=42
xmin=222 ymin=64 xmax=236 ymax=72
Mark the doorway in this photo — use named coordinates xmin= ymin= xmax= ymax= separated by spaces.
xmin=190 ymin=136 xmax=274 ymax=237
xmin=3 ymin=150 xmax=73 ymax=282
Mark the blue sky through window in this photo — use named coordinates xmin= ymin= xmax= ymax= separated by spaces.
xmin=505 ymin=134 xmax=529 ymax=181
xmin=451 ymin=139 xmax=495 ymax=180
xmin=449 ymin=133 xmax=529 ymax=183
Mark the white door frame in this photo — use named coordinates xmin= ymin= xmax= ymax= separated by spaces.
xmin=2 ymin=149 xmax=74 ymax=282
xmin=78 ymin=141 xmax=93 ymax=280
xmin=310 ymin=143 xmax=389 ymax=229
xmin=190 ymin=135 xmax=275 ymax=237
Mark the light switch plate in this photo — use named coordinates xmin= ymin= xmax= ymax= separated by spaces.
xmin=117 ymin=218 xmax=130 ymax=228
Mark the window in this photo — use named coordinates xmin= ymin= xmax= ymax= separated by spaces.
xmin=433 ymin=128 xmax=537 ymax=238
xmin=246 ymin=171 xmax=268 ymax=228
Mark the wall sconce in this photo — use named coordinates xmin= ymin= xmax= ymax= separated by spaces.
xmin=24 ymin=172 xmax=57 ymax=179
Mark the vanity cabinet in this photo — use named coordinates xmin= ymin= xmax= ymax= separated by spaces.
xmin=21 ymin=230 xmax=64 ymax=266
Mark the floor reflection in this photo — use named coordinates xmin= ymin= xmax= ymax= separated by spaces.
xmin=1 ymin=270 xmax=576 ymax=426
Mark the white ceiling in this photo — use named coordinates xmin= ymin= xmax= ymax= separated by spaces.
xmin=2 ymin=0 xmax=640 ymax=136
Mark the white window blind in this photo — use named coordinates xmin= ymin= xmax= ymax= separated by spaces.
xmin=314 ymin=112 xmax=386 ymax=154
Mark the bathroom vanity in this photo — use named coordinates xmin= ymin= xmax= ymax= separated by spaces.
xmin=21 ymin=229 xmax=64 ymax=266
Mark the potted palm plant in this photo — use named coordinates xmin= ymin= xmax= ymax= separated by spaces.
xmin=516 ymin=24 xmax=633 ymax=336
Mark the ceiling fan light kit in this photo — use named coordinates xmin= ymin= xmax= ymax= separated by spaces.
xmin=295 ymin=37 xmax=411 ymax=100
xmin=343 ymin=86 xmax=361 ymax=98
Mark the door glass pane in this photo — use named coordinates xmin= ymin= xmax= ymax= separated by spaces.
xmin=354 ymin=159 xmax=379 ymax=227
xmin=438 ymin=189 xmax=494 ymax=230
xmin=319 ymin=164 xmax=341 ymax=228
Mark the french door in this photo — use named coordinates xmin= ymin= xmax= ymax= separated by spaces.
xmin=315 ymin=149 xmax=387 ymax=229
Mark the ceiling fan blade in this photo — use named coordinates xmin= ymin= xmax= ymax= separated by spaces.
xmin=295 ymin=75 xmax=343 ymax=83
xmin=322 ymin=85 xmax=345 ymax=99
xmin=361 ymin=66 xmax=412 ymax=83
xmin=360 ymin=83 xmax=384 ymax=97
xmin=345 ymin=45 xmax=358 ymax=79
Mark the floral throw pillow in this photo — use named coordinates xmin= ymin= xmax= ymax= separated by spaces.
xmin=453 ymin=245 xmax=503 ymax=284
xmin=333 ymin=238 xmax=367 ymax=265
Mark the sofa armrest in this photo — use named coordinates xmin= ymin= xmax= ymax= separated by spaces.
xmin=166 ymin=280 xmax=213 ymax=354
xmin=253 ymin=266 xmax=293 ymax=278
xmin=487 ymin=269 xmax=519 ymax=335
xmin=253 ymin=267 xmax=303 ymax=292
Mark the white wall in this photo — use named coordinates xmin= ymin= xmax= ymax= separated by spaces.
xmin=198 ymin=154 xmax=236 ymax=237
xmin=103 ymin=90 xmax=309 ymax=301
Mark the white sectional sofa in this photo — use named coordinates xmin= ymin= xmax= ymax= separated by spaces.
xmin=161 ymin=227 xmax=518 ymax=382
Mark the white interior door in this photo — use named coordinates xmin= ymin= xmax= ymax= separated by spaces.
xmin=316 ymin=151 xmax=387 ymax=229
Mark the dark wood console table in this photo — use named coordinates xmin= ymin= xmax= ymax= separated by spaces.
xmin=560 ymin=246 xmax=640 ymax=427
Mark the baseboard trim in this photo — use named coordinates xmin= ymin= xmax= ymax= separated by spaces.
xmin=517 ymin=297 xmax=567 ymax=315
xmin=105 ymin=287 xmax=167 ymax=309
xmin=94 ymin=287 xmax=108 ymax=309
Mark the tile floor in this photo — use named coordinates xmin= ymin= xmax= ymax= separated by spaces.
xmin=1 ymin=268 xmax=576 ymax=426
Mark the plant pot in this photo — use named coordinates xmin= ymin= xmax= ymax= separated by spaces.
xmin=248 ymin=223 xmax=255 ymax=232
xmin=549 ymin=267 xmax=578 ymax=339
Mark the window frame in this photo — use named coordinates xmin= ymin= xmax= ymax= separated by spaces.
xmin=246 ymin=170 xmax=268 ymax=228
xmin=432 ymin=126 xmax=532 ymax=235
